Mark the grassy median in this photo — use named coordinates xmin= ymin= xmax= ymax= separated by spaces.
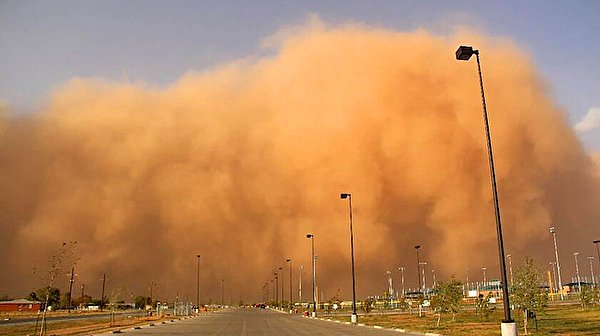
xmin=0 ymin=312 xmax=176 ymax=336
xmin=326 ymin=305 xmax=599 ymax=335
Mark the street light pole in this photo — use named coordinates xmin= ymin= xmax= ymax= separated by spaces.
xmin=455 ymin=45 xmax=515 ymax=336
xmin=550 ymin=227 xmax=564 ymax=299
xmin=299 ymin=265 xmax=303 ymax=304
xmin=221 ymin=279 xmax=224 ymax=307
xmin=307 ymin=234 xmax=316 ymax=317
xmin=594 ymin=240 xmax=600 ymax=285
xmin=420 ymin=262 xmax=428 ymax=292
xmin=273 ymin=272 xmax=279 ymax=309
xmin=574 ymin=252 xmax=581 ymax=293
xmin=415 ymin=245 xmax=422 ymax=293
xmin=465 ymin=268 xmax=470 ymax=293
xmin=506 ymin=254 xmax=514 ymax=289
xmin=101 ymin=273 xmax=106 ymax=312
xmin=587 ymin=257 xmax=595 ymax=286
xmin=386 ymin=271 xmax=393 ymax=303
xmin=398 ymin=267 xmax=405 ymax=297
xmin=278 ymin=267 xmax=284 ymax=310
xmin=196 ymin=255 xmax=201 ymax=310
xmin=482 ymin=267 xmax=487 ymax=285
xmin=340 ymin=193 xmax=358 ymax=324
xmin=550 ymin=262 xmax=558 ymax=293
xmin=67 ymin=266 xmax=75 ymax=313
xmin=287 ymin=259 xmax=293 ymax=313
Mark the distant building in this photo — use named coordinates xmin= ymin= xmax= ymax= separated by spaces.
xmin=0 ymin=299 xmax=42 ymax=312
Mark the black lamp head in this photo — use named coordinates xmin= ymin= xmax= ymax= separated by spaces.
xmin=455 ymin=46 xmax=476 ymax=61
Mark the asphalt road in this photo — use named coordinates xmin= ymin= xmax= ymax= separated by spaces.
xmin=96 ymin=308 xmax=426 ymax=335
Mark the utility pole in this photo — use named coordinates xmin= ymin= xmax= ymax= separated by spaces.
xmin=80 ymin=284 xmax=85 ymax=309
xmin=100 ymin=273 xmax=106 ymax=312
xmin=67 ymin=267 xmax=75 ymax=313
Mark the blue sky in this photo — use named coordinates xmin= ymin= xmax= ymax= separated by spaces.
xmin=1 ymin=0 xmax=599 ymax=148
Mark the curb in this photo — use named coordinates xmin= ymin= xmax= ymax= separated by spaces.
xmin=306 ymin=315 xmax=444 ymax=336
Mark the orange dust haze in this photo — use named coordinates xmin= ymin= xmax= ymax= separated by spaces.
xmin=1 ymin=21 xmax=599 ymax=303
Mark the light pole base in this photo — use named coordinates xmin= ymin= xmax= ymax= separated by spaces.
xmin=311 ymin=311 xmax=316 ymax=318
xmin=501 ymin=321 xmax=517 ymax=336
xmin=351 ymin=313 xmax=358 ymax=324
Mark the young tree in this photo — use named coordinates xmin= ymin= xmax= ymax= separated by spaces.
xmin=362 ymin=296 xmax=375 ymax=314
xmin=36 ymin=287 xmax=61 ymax=307
xmin=26 ymin=292 xmax=39 ymax=301
xmin=579 ymin=285 xmax=598 ymax=309
xmin=511 ymin=257 xmax=548 ymax=335
xmin=430 ymin=278 xmax=463 ymax=326
xmin=135 ymin=296 xmax=152 ymax=309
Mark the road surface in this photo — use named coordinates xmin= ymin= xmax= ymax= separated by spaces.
xmin=96 ymin=308 xmax=426 ymax=335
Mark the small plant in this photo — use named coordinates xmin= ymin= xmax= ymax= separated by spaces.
xmin=475 ymin=292 xmax=495 ymax=320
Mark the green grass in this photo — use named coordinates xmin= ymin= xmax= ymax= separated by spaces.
xmin=0 ymin=314 xmax=168 ymax=336
xmin=327 ymin=305 xmax=600 ymax=335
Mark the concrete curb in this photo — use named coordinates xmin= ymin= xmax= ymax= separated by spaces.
xmin=306 ymin=315 xmax=444 ymax=336
xmin=93 ymin=315 xmax=201 ymax=335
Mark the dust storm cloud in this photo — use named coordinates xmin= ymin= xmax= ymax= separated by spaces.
xmin=1 ymin=22 xmax=599 ymax=302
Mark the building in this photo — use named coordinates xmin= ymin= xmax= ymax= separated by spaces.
xmin=0 ymin=299 xmax=42 ymax=312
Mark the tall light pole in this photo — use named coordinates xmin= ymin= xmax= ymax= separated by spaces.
xmin=465 ymin=268 xmax=470 ymax=293
xmin=221 ymin=279 xmax=224 ymax=307
xmin=420 ymin=262 xmax=428 ymax=292
xmin=415 ymin=245 xmax=422 ymax=293
xmin=386 ymin=271 xmax=393 ymax=300
xmin=482 ymin=267 xmax=487 ymax=285
xmin=299 ymin=265 xmax=303 ymax=304
xmin=456 ymin=45 xmax=515 ymax=335
xmin=269 ymin=280 xmax=274 ymax=304
xmin=278 ymin=267 xmax=284 ymax=310
xmin=573 ymin=252 xmax=581 ymax=293
xmin=431 ymin=269 xmax=436 ymax=289
xmin=550 ymin=262 xmax=558 ymax=293
xmin=587 ymin=256 xmax=595 ymax=286
xmin=398 ymin=267 xmax=405 ymax=297
xmin=273 ymin=272 xmax=279 ymax=309
xmin=196 ymin=255 xmax=201 ymax=309
xmin=100 ymin=273 xmax=106 ymax=312
xmin=306 ymin=233 xmax=316 ymax=317
xmin=506 ymin=254 xmax=514 ymax=289
xmin=286 ymin=259 xmax=293 ymax=313
xmin=340 ymin=193 xmax=358 ymax=324
xmin=594 ymin=240 xmax=600 ymax=284
xmin=549 ymin=227 xmax=564 ymax=299
xmin=67 ymin=266 xmax=75 ymax=313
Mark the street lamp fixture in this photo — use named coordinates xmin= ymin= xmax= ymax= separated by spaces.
xmin=455 ymin=45 xmax=515 ymax=336
xmin=306 ymin=233 xmax=317 ymax=317
xmin=340 ymin=193 xmax=358 ymax=324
